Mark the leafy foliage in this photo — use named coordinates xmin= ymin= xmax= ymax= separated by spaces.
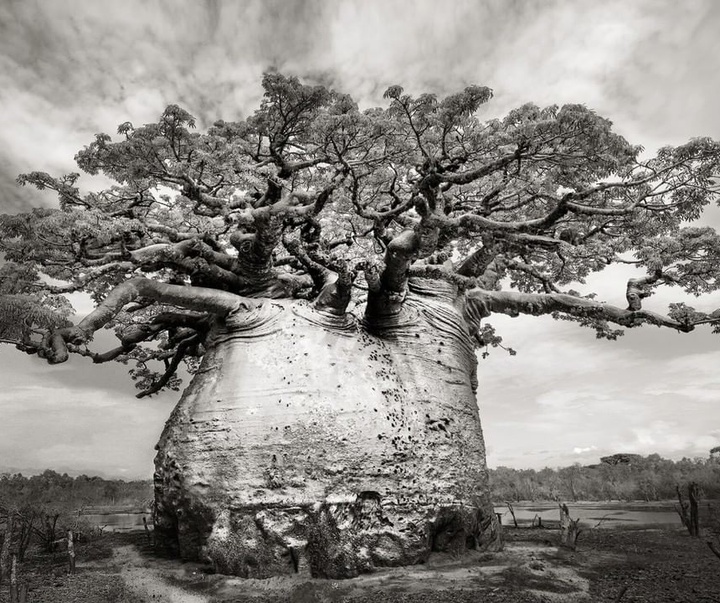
xmin=0 ymin=262 xmax=73 ymax=346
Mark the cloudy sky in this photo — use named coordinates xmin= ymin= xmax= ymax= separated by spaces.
xmin=1 ymin=0 xmax=720 ymax=478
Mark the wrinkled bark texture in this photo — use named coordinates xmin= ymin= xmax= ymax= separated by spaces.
xmin=153 ymin=279 xmax=500 ymax=579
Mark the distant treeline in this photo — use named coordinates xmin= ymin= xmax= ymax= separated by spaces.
xmin=3 ymin=457 xmax=719 ymax=509
xmin=489 ymin=453 xmax=720 ymax=502
xmin=0 ymin=470 xmax=152 ymax=511
xmin=0 ymin=471 xmax=153 ymax=561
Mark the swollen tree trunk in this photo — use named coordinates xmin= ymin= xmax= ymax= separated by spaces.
xmin=153 ymin=279 xmax=500 ymax=578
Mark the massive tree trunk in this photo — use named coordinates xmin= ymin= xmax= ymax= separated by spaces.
xmin=152 ymin=278 xmax=500 ymax=578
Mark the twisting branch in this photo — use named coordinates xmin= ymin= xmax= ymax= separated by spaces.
xmin=313 ymin=261 xmax=356 ymax=316
xmin=462 ymin=288 xmax=694 ymax=339
xmin=441 ymin=172 xmax=673 ymax=237
xmin=230 ymin=175 xmax=344 ymax=277
xmin=365 ymin=230 xmax=420 ymax=318
xmin=67 ymin=311 xmax=209 ymax=364
xmin=456 ymin=243 xmax=499 ymax=278
xmin=440 ymin=148 xmax=527 ymax=186
xmin=625 ymin=271 xmax=676 ymax=310
xmin=136 ymin=333 xmax=201 ymax=398
xmin=281 ymin=235 xmax=330 ymax=292
xmin=282 ymin=235 xmax=355 ymax=315
xmin=365 ymin=191 xmax=446 ymax=318
xmin=42 ymin=278 xmax=251 ymax=364
xmin=80 ymin=239 xmax=252 ymax=291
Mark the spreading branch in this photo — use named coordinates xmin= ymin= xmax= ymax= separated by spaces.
xmin=42 ymin=278 xmax=249 ymax=363
xmin=462 ymin=288 xmax=696 ymax=339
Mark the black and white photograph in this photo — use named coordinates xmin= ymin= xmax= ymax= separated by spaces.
xmin=1 ymin=1 xmax=720 ymax=601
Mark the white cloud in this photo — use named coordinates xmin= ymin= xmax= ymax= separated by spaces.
xmin=573 ymin=446 xmax=597 ymax=455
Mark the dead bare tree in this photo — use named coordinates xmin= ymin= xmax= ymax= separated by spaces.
xmin=559 ymin=503 xmax=582 ymax=550
xmin=705 ymin=500 xmax=720 ymax=561
xmin=675 ymin=482 xmax=700 ymax=537
xmin=9 ymin=554 xmax=27 ymax=603
xmin=505 ymin=501 xmax=518 ymax=528
xmin=0 ymin=512 xmax=14 ymax=585
xmin=142 ymin=516 xmax=153 ymax=546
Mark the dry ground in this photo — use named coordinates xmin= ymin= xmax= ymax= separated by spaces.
xmin=1 ymin=525 xmax=719 ymax=602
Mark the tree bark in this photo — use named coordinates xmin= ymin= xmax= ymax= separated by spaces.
xmin=152 ymin=279 xmax=500 ymax=578
xmin=67 ymin=530 xmax=75 ymax=574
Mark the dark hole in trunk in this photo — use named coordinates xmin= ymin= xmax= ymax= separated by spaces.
xmin=430 ymin=511 xmax=467 ymax=553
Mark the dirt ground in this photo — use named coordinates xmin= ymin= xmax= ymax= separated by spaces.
xmin=1 ymin=525 xmax=719 ymax=603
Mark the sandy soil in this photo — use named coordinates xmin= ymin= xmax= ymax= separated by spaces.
xmin=113 ymin=545 xmax=210 ymax=603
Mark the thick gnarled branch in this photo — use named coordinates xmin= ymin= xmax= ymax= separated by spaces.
xmin=364 ymin=197 xmax=445 ymax=318
xmin=281 ymin=235 xmax=355 ymax=315
xmin=44 ymin=278 xmax=250 ymax=363
xmin=365 ymin=230 xmax=422 ymax=318
xmin=231 ymin=178 xmax=343 ymax=277
xmin=462 ymin=288 xmax=693 ymax=340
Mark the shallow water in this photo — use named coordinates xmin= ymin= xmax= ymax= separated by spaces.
xmin=81 ymin=511 xmax=149 ymax=532
xmin=494 ymin=503 xmax=680 ymax=528
xmin=84 ymin=502 xmax=683 ymax=533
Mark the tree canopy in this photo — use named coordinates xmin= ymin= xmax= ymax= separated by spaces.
xmin=2 ymin=72 xmax=720 ymax=396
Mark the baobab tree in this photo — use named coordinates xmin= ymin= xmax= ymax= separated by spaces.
xmin=1 ymin=73 xmax=719 ymax=578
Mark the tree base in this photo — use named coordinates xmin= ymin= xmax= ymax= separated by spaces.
xmin=154 ymin=496 xmax=501 ymax=579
